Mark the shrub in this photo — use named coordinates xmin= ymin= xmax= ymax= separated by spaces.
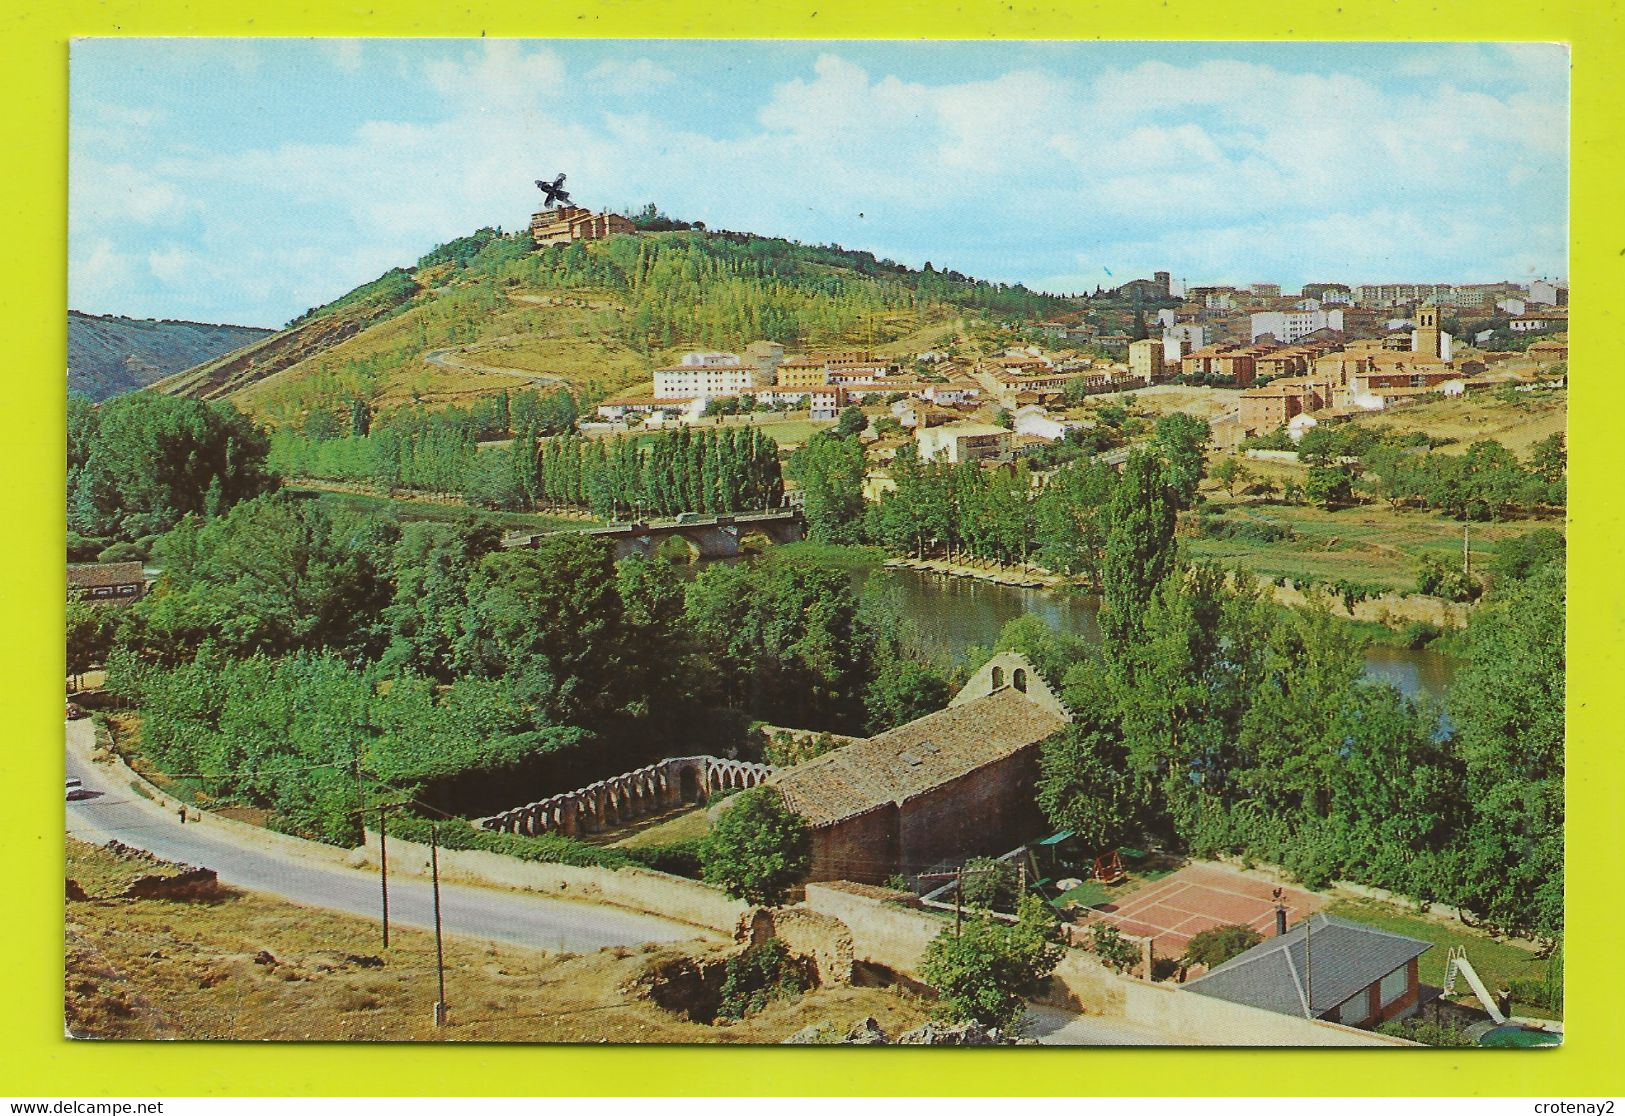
xmin=960 ymin=856 xmax=1022 ymax=912
xmin=715 ymin=938 xmax=808 ymax=1019
xmin=921 ymin=896 xmax=1064 ymax=1030
xmin=1490 ymin=528 xmax=1565 ymax=584
xmin=1198 ymin=515 xmax=1294 ymax=543
xmin=1376 ymin=1018 xmax=1476 ymax=1047
xmin=623 ymin=837 xmax=706 ymax=878
xmin=1397 ymin=621 xmax=1443 ymax=650
xmin=384 ymin=815 xmax=633 ymax=869
xmin=1183 ymin=924 xmax=1263 ymax=968
xmin=1415 ymin=554 xmax=1480 ymax=601
xmin=1090 ymin=922 xmax=1140 ymax=973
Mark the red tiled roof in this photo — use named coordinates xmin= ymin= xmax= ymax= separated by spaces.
xmin=67 ymin=562 xmax=145 ymax=589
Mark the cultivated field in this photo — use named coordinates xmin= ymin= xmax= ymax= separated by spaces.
xmin=1187 ymin=495 xmax=1556 ymax=594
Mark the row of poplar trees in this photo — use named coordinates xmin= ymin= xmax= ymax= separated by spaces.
xmin=526 ymin=427 xmax=784 ymax=520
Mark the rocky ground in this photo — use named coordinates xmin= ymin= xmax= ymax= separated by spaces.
xmin=65 ymin=838 xmax=932 ymax=1043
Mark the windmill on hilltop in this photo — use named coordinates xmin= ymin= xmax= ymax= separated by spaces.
xmin=535 ymin=173 xmax=572 ymax=209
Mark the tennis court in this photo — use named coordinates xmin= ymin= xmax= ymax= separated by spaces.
xmin=1086 ymin=862 xmax=1327 ymax=958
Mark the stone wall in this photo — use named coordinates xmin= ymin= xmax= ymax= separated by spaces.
xmin=803 ymin=882 xmax=941 ymax=975
xmin=897 ymin=747 xmax=1044 ymax=875
xmin=361 ymin=831 xmax=748 ymax=935
xmin=477 ymin=755 xmax=774 ymax=838
xmin=807 ymin=804 xmax=899 ymax=884
xmin=742 ymin=907 xmax=855 ymax=987
xmin=804 ymin=881 xmax=1410 ymax=1047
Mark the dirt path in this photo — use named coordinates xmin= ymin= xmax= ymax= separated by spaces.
xmin=421 ymin=342 xmax=570 ymax=389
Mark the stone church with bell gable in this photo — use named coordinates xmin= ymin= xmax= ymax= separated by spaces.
xmin=766 ymin=651 xmax=1072 ymax=883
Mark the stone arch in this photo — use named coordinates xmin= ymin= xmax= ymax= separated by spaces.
xmin=991 ymin=665 xmax=1005 ymax=690
xmin=680 ymin=766 xmax=701 ymax=802
xmin=1013 ymin=667 xmax=1028 ymax=693
xmin=652 ymin=534 xmax=701 ymax=564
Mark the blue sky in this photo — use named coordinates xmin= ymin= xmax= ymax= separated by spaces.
xmin=70 ymin=39 xmax=1569 ymax=328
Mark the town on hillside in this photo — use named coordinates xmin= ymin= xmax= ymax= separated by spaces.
xmin=65 ymin=44 xmax=1566 ymax=1055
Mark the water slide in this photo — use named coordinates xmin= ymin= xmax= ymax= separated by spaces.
xmin=1445 ymin=948 xmax=1508 ymax=1024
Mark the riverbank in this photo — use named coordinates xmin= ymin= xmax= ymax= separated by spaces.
xmin=883 ymin=555 xmax=1069 ymax=589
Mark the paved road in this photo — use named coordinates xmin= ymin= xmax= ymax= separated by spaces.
xmin=65 ymin=722 xmax=706 ymax=954
xmin=1022 ymin=1004 xmax=1176 ymax=1046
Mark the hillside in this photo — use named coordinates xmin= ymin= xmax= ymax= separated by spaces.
xmin=155 ymin=224 xmax=1069 ymax=428
xmin=68 ymin=310 xmax=273 ymax=401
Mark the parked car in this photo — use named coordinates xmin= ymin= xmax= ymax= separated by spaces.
xmin=65 ymin=702 xmax=84 ymax=720
xmin=66 ymin=778 xmax=87 ymax=801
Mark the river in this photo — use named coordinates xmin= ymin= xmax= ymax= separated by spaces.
xmin=869 ymin=567 xmax=1458 ymax=702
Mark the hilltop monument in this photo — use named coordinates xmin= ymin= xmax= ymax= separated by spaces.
xmin=529 ymin=172 xmax=636 ymax=247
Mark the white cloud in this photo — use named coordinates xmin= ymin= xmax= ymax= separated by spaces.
xmin=322 ymin=39 xmax=365 ymax=73
xmin=586 ymin=58 xmax=675 ymax=96
xmin=146 ymin=245 xmax=198 ymax=284
xmin=74 ymin=238 xmax=134 ymax=292
xmin=68 ymin=42 xmax=1570 ymax=323
xmin=70 ymin=156 xmax=194 ymax=225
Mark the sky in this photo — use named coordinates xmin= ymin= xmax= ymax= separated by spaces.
xmin=69 ymin=39 xmax=1569 ymax=328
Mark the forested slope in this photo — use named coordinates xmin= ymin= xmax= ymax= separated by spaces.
xmin=156 ymin=224 xmax=1069 ymax=428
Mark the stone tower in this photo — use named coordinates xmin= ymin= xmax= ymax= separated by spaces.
xmin=1413 ymin=301 xmax=1442 ymax=359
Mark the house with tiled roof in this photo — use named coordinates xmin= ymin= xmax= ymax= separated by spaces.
xmin=67 ymin=561 xmax=146 ymax=604
xmin=1185 ymin=913 xmax=1431 ymax=1030
xmin=767 ymin=652 xmax=1071 ymax=882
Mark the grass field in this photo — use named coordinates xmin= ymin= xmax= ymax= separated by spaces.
xmin=749 ymin=417 xmax=837 ymax=447
xmin=1329 ymin=896 xmax=1559 ymax=1020
xmin=609 ymin=806 xmax=712 ymax=849
xmin=65 ymin=838 xmax=930 ymax=1042
xmin=1186 ymin=495 xmax=1555 ymax=594
xmin=1355 ymin=388 xmax=1566 ymax=456
xmin=234 ymin=290 xmax=655 ymax=425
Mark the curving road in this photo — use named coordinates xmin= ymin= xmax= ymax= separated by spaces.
xmin=65 ymin=721 xmax=706 ymax=954
xmin=421 ymin=340 xmax=568 ymax=389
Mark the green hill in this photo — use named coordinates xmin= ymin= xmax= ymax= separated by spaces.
xmin=68 ymin=310 xmax=273 ymax=402
xmin=155 ymin=223 xmax=1069 ymax=428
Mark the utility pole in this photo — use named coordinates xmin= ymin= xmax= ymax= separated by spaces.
xmin=1304 ymin=915 xmax=1313 ymax=1019
xmin=431 ymin=822 xmax=447 ymax=1028
xmin=954 ymin=865 xmax=964 ymax=938
xmin=378 ymin=803 xmax=391 ymax=950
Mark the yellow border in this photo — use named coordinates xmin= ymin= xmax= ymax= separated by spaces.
xmin=10 ymin=1 xmax=1622 ymax=1097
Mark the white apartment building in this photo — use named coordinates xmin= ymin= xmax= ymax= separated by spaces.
xmin=916 ymin=421 xmax=1014 ymax=464
xmin=1163 ymin=322 xmax=1205 ymax=364
xmin=1250 ymin=308 xmax=1345 ymax=344
xmin=1527 ymin=279 xmax=1567 ymax=307
xmin=653 ymin=351 xmax=773 ymax=399
xmin=1354 ymin=283 xmax=1453 ymax=308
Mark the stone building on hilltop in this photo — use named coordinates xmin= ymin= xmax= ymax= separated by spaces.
xmin=530 ymin=204 xmax=635 ymax=247
xmin=768 ymin=652 xmax=1071 ymax=883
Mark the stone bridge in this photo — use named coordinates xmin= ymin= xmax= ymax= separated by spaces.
xmin=504 ymin=507 xmax=805 ymax=560
xmin=476 ymin=755 xmax=777 ymax=838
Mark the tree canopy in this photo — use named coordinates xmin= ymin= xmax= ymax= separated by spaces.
xmin=69 ymin=391 xmax=275 ymax=556
xmin=920 ymin=895 xmax=1063 ymax=1030
xmin=701 ymin=786 xmax=812 ymax=907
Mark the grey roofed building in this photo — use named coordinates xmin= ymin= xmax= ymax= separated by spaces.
xmin=1185 ymin=913 xmax=1431 ymax=1027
